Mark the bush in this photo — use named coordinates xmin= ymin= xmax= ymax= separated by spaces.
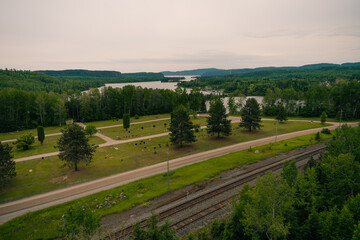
xmin=14 ymin=133 xmax=35 ymax=150
xmin=134 ymin=114 xmax=139 ymax=119
xmin=85 ymin=125 xmax=97 ymax=136
xmin=321 ymin=128 xmax=331 ymax=135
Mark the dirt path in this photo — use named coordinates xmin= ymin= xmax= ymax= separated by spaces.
xmin=1 ymin=121 xmax=357 ymax=224
xmin=11 ymin=118 xmax=335 ymax=162
xmin=1 ymin=118 xmax=172 ymax=143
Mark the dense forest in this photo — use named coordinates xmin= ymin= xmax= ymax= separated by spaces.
xmin=0 ymin=86 xmax=206 ymax=132
xmin=179 ymin=66 xmax=360 ymax=95
xmin=184 ymin=125 xmax=360 ymax=240
xmin=0 ymin=69 xmax=165 ymax=92
xmin=180 ymin=66 xmax=360 ymax=120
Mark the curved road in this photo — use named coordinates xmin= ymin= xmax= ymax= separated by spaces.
xmin=0 ymin=121 xmax=358 ymax=224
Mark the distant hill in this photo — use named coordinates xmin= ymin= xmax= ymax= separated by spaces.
xmin=162 ymin=62 xmax=360 ymax=77
xmin=122 ymin=72 xmax=164 ymax=78
xmin=161 ymin=68 xmax=220 ymax=76
xmin=36 ymin=69 xmax=122 ymax=78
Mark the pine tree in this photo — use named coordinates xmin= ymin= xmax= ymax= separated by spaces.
xmin=56 ymin=124 xmax=98 ymax=171
xmin=207 ymin=98 xmax=232 ymax=138
xmin=276 ymin=105 xmax=288 ymax=122
xmin=37 ymin=126 xmax=45 ymax=144
xmin=169 ymin=105 xmax=196 ymax=147
xmin=239 ymin=98 xmax=263 ymax=132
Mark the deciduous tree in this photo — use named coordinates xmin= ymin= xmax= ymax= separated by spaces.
xmin=0 ymin=142 xmax=16 ymax=187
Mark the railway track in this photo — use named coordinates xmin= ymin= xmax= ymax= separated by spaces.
xmin=110 ymin=145 xmax=326 ymax=239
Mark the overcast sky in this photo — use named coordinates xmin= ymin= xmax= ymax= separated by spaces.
xmin=0 ymin=0 xmax=359 ymax=72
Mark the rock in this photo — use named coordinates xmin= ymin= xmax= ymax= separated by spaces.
xmin=254 ymin=150 xmax=259 ymax=154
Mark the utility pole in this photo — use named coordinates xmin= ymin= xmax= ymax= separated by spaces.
xmin=166 ymin=142 xmax=170 ymax=190
xmin=275 ymin=120 xmax=278 ymax=146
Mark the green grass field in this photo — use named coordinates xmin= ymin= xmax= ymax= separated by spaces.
xmin=0 ymin=126 xmax=65 ymax=142
xmin=85 ymin=113 xmax=171 ymax=128
xmin=0 ymin=121 xmax=329 ymax=204
xmin=11 ymin=135 xmax=105 ymax=159
xmin=100 ymin=117 xmax=207 ymax=140
xmin=0 ymin=114 xmax=172 ymax=142
xmin=0 ymin=132 xmax=333 ymax=240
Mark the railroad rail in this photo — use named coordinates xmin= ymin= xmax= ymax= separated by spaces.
xmin=110 ymin=145 xmax=326 ymax=239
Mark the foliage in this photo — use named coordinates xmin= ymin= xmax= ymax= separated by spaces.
xmin=320 ymin=111 xmax=327 ymax=124
xmin=13 ymin=133 xmax=35 ymax=150
xmin=276 ymin=105 xmax=288 ymax=122
xmin=281 ymin=160 xmax=298 ymax=187
xmin=59 ymin=205 xmax=100 ymax=240
xmin=169 ymin=105 xmax=196 ymax=147
xmin=239 ymin=98 xmax=263 ymax=132
xmin=37 ymin=126 xmax=45 ymax=144
xmin=85 ymin=125 xmax=97 ymax=136
xmin=56 ymin=124 xmax=98 ymax=171
xmin=0 ymin=85 xmax=206 ymax=133
xmin=131 ymin=215 xmax=178 ymax=240
xmin=206 ymin=98 xmax=232 ymax=138
xmin=321 ymin=128 xmax=331 ymax=134
xmin=0 ymin=142 xmax=15 ymax=187
xmin=243 ymin=171 xmax=294 ymax=240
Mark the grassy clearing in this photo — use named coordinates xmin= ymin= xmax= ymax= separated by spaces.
xmin=85 ymin=113 xmax=171 ymax=128
xmin=0 ymin=132 xmax=333 ymax=240
xmin=0 ymin=121 xmax=328 ymax=204
xmin=0 ymin=126 xmax=65 ymax=142
xmin=0 ymin=114 xmax=171 ymax=142
xmin=11 ymin=136 xmax=105 ymax=159
xmin=100 ymin=117 xmax=207 ymax=140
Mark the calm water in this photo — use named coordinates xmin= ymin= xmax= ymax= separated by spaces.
xmin=105 ymin=75 xmax=196 ymax=91
xmin=89 ymin=75 xmax=264 ymax=111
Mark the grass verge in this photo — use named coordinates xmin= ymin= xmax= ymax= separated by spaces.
xmin=0 ymin=131 xmax=333 ymax=240
xmin=0 ymin=121 xmax=329 ymax=204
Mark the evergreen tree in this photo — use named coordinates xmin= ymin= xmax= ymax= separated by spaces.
xmin=239 ymin=98 xmax=263 ymax=132
xmin=276 ymin=105 xmax=288 ymax=122
xmin=169 ymin=105 xmax=196 ymax=147
xmin=37 ymin=126 xmax=45 ymax=144
xmin=56 ymin=124 xmax=98 ymax=171
xmin=0 ymin=142 xmax=16 ymax=187
xmin=123 ymin=113 xmax=130 ymax=130
xmin=207 ymin=98 xmax=232 ymax=138
xmin=320 ymin=111 xmax=327 ymax=124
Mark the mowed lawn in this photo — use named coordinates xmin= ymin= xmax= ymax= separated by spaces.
xmin=0 ymin=126 xmax=64 ymax=142
xmin=85 ymin=113 xmax=171 ymax=128
xmin=12 ymin=135 xmax=105 ymax=159
xmin=100 ymin=117 xmax=207 ymax=140
xmin=0 ymin=120 xmax=329 ymax=204
xmin=0 ymin=113 xmax=172 ymax=142
xmin=0 ymin=132 xmax=333 ymax=240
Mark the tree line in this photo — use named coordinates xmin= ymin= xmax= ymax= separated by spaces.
xmin=262 ymin=80 xmax=360 ymax=120
xmin=0 ymin=86 xmax=206 ymax=133
xmin=179 ymin=66 xmax=360 ymax=96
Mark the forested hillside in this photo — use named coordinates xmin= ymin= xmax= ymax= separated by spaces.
xmin=0 ymin=69 xmax=165 ymax=92
xmin=36 ymin=69 xmax=122 ymax=77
